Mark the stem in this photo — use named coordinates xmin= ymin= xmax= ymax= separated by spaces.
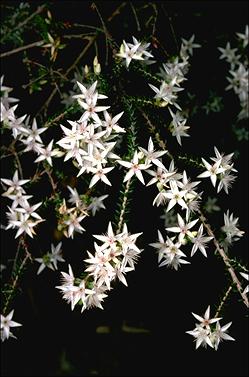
xmin=0 ymin=40 xmax=44 ymax=58
xmin=214 ymin=285 xmax=233 ymax=318
xmin=198 ymin=210 xmax=249 ymax=308
xmin=44 ymin=107 xmax=74 ymax=128
xmin=44 ymin=165 xmax=57 ymax=193
xmin=107 ymin=2 xmax=127 ymax=22
xmin=3 ymin=237 xmax=32 ymax=315
xmin=161 ymin=4 xmax=179 ymax=52
xmin=92 ymin=2 xmax=109 ymax=66
xmin=139 ymin=109 xmax=174 ymax=160
xmin=116 ymin=178 xmax=132 ymax=234
xmin=130 ymin=2 xmax=141 ymax=32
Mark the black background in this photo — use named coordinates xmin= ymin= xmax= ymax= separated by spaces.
xmin=1 ymin=1 xmax=248 ymax=376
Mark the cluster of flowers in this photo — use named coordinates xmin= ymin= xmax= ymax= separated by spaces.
xmin=0 ymin=76 xmax=62 ymax=162
xmin=56 ymin=222 xmax=142 ymax=312
xmin=218 ymin=25 xmax=248 ymax=120
xmin=150 ymin=35 xmax=201 ymax=145
xmin=56 ymin=186 xmax=109 ymax=239
xmin=116 ymin=36 xmax=154 ymax=67
xmin=116 ymin=35 xmax=200 ymax=145
xmin=149 ymin=143 xmax=242 ymax=270
xmin=1 ymin=170 xmax=44 ymax=238
xmin=186 ymin=306 xmax=235 ymax=350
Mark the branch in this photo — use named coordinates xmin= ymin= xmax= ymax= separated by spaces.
xmin=116 ymin=178 xmax=132 ymax=234
xmin=215 ymin=285 xmax=233 ymax=318
xmin=198 ymin=210 xmax=249 ymax=308
xmin=0 ymin=40 xmax=44 ymax=58
xmin=3 ymin=237 xmax=32 ymax=315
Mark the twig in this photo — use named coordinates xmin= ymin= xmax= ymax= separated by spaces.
xmin=117 ymin=178 xmax=132 ymax=234
xmin=44 ymin=107 xmax=74 ymax=128
xmin=65 ymin=36 xmax=96 ymax=77
xmin=198 ymin=210 xmax=249 ymax=308
xmin=15 ymin=4 xmax=46 ymax=32
xmin=44 ymin=165 xmax=57 ymax=193
xmin=130 ymin=2 xmax=141 ymax=32
xmin=0 ymin=40 xmax=44 ymax=58
xmin=107 ymin=2 xmax=127 ymax=22
xmin=92 ymin=2 xmax=109 ymax=66
xmin=3 ymin=237 xmax=32 ymax=315
xmin=214 ymin=285 xmax=233 ymax=318
xmin=161 ymin=3 xmax=179 ymax=52
xmin=139 ymin=109 xmax=174 ymax=160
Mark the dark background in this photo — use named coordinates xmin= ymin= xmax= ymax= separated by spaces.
xmin=1 ymin=1 xmax=248 ymax=376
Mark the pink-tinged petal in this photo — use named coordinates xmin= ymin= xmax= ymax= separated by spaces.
xmin=101 ymin=175 xmax=112 ymax=186
xmin=221 ymin=333 xmax=235 ymax=341
xmin=178 ymin=198 xmax=188 ymax=209
xmin=205 ymin=336 xmax=214 ymax=348
xmin=112 ymin=111 xmax=124 ymax=124
xmin=166 ymin=199 xmax=176 ymax=212
xmin=135 ymin=170 xmax=145 ymax=184
xmin=210 ymin=174 xmax=217 ymax=187
xmin=15 ymin=227 xmax=25 ymax=238
xmin=118 ymin=160 xmax=132 ymax=168
xmin=148 ymin=83 xmax=159 ymax=94
xmin=123 ymin=169 xmax=134 ymax=182
xmin=195 ymin=338 xmax=203 ymax=349
xmin=89 ymin=175 xmax=100 ymax=188
xmin=187 ymin=218 xmax=199 ymax=229
xmin=198 ymin=171 xmax=211 ymax=178
xmin=95 ymin=106 xmax=110 ymax=113
xmin=204 ymin=306 xmax=210 ymax=320
xmin=37 ymin=263 xmax=46 ymax=275
xmin=177 ymin=214 xmax=185 ymax=228
xmin=192 ymin=312 xmax=204 ymax=322
xmin=199 ymin=246 xmax=207 ymax=257
xmin=201 ymin=158 xmax=211 ymax=170
xmin=209 ymin=318 xmax=222 ymax=324
xmin=221 ymin=322 xmax=232 ymax=332
xmin=152 ymin=159 xmax=166 ymax=170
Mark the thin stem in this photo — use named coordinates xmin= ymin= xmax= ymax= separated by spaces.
xmin=198 ymin=210 xmax=249 ymax=308
xmin=139 ymin=109 xmax=174 ymax=160
xmin=44 ymin=165 xmax=57 ymax=194
xmin=92 ymin=2 xmax=109 ymax=66
xmin=117 ymin=178 xmax=132 ymax=234
xmin=214 ymin=285 xmax=233 ymax=318
xmin=107 ymin=2 xmax=127 ymax=22
xmin=13 ymin=149 xmax=24 ymax=180
xmin=22 ymin=72 xmax=48 ymax=90
xmin=130 ymin=2 xmax=141 ymax=32
xmin=3 ymin=237 xmax=32 ymax=315
xmin=0 ymin=40 xmax=44 ymax=58
xmin=44 ymin=107 xmax=74 ymax=128
xmin=161 ymin=4 xmax=179 ymax=52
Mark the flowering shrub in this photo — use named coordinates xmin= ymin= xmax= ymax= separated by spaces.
xmin=0 ymin=1 xmax=248 ymax=375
